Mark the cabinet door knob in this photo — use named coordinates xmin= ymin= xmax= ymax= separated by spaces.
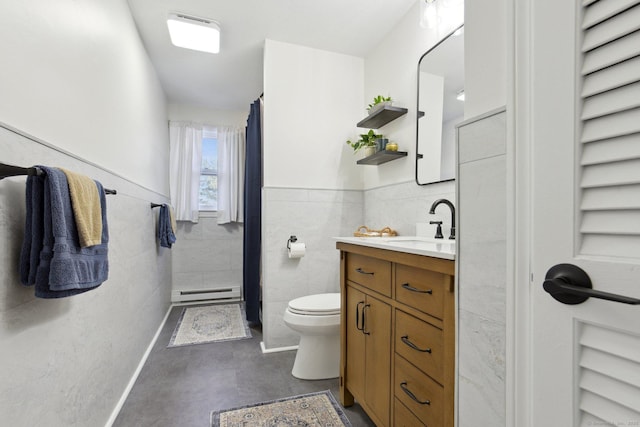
xmin=400 ymin=382 xmax=431 ymax=405
xmin=401 ymin=335 xmax=432 ymax=353
xmin=401 ymin=283 xmax=433 ymax=294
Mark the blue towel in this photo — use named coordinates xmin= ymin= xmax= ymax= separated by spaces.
xmin=19 ymin=173 xmax=42 ymax=285
xmin=158 ymin=204 xmax=176 ymax=248
xmin=19 ymin=166 xmax=109 ymax=298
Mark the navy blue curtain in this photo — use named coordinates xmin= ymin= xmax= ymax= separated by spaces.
xmin=243 ymin=99 xmax=262 ymax=323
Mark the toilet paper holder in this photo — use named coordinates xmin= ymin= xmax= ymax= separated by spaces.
xmin=287 ymin=235 xmax=298 ymax=249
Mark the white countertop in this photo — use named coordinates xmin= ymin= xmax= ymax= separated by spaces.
xmin=334 ymin=236 xmax=456 ymax=260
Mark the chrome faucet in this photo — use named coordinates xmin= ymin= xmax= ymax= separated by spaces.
xmin=429 ymin=199 xmax=455 ymax=240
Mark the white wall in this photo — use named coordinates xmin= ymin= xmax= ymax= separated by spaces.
xmin=263 ymin=39 xmax=364 ymax=190
xmin=363 ymin=1 xmax=462 ymax=189
xmin=0 ymin=1 xmax=172 ymax=426
xmin=459 ymin=0 xmax=509 ymax=425
xmin=465 ymin=0 xmax=508 ymax=118
xmin=0 ymin=0 xmax=168 ymax=194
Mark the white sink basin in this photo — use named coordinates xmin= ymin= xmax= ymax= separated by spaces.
xmin=381 ymin=236 xmax=455 ymax=251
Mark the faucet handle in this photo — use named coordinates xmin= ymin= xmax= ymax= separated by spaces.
xmin=429 ymin=221 xmax=444 ymax=239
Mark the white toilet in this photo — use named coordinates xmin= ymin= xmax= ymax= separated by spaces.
xmin=283 ymin=292 xmax=341 ymax=380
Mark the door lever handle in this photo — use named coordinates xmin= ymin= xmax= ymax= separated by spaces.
xmin=543 ymin=263 xmax=640 ymax=305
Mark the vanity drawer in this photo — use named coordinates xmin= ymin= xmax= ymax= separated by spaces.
xmin=394 ymin=398 xmax=426 ymax=427
xmin=346 ymin=253 xmax=391 ymax=297
xmin=395 ymin=354 xmax=444 ymax=426
xmin=395 ymin=264 xmax=445 ymax=319
xmin=395 ymin=309 xmax=444 ymax=384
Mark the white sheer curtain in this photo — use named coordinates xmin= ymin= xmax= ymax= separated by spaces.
xmin=217 ymin=126 xmax=245 ymax=225
xmin=169 ymin=121 xmax=202 ymax=223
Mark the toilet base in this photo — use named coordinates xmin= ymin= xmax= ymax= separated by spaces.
xmin=291 ymin=333 xmax=340 ymax=380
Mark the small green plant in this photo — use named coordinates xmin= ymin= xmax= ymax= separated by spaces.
xmin=367 ymin=95 xmax=392 ymax=111
xmin=346 ymin=129 xmax=383 ymax=153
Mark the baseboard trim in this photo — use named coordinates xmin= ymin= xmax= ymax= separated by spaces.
xmin=260 ymin=341 xmax=298 ymax=354
xmin=104 ymin=304 xmax=173 ymax=427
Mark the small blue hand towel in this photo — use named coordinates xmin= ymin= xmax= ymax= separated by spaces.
xmin=159 ymin=204 xmax=176 ymax=248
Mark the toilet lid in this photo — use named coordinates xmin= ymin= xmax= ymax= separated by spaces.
xmin=288 ymin=293 xmax=341 ymax=315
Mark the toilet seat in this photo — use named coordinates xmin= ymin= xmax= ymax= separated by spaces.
xmin=287 ymin=293 xmax=340 ymax=316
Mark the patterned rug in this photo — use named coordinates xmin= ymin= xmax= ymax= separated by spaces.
xmin=168 ymin=303 xmax=251 ymax=347
xmin=210 ymin=391 xmax=352 ymax=427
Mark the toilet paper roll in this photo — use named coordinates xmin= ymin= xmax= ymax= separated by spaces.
xmin=288 ymin=242 xmax=306 ymax=258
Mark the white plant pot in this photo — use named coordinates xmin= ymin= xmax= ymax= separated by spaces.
xmin=364 ymin=146 xmax=376 ymax=157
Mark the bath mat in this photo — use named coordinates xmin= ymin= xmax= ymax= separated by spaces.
xmin=168 ymin=303 xmax=251 ymax=347
xmin=210 ymin=390 xmax=352 ymax=427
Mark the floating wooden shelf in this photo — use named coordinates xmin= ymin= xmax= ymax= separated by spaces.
xmin=357 ymin=106 xmax=408 ymax=129
xmin=357 ymin=150 xmax=408 ymax=165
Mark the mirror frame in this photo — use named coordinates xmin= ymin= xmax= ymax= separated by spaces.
xmin=415 ymin=23 xmax=464 ymax=186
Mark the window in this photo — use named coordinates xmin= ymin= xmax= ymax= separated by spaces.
xmin=199 ymin=128 xmax=217 ymax=211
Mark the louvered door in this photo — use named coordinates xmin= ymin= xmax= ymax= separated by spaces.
xmin=527 ymin=0 xmax=640 ymax=425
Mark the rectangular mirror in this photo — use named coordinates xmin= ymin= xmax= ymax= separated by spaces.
xmin=416 ymin=24 xmax=464 ymax=185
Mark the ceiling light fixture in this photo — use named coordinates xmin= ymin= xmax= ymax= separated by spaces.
xmin=167 ymin=13 xmax=220 ymax=54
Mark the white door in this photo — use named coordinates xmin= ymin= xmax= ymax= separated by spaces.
xmin=528 ymin=0 xmax=640 ymax=425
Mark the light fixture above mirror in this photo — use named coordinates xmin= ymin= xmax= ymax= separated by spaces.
xmin=167 ymin=13 xmax=220 ymax=54
xmin=419 ymin=0 xmax=464 ymax=33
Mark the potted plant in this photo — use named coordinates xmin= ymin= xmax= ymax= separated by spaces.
xmin=346 ymin=129 xmax=383 ymax=157
xmin=367 ymin=95 xmax=392 ymax=115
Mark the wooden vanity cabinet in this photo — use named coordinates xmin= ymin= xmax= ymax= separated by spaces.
xmin=338 ymin=243 xmax=455 ymax=427
xmin=345 ymin=284 xmax=391 ymax=426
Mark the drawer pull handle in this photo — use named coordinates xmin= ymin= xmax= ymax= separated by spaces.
xmin=401 ymin=335 xmax=432 ymax=353
xmin=400 ymin=382 xmax=431 ymax=405
xmin=356 ymin=301 xmax=365 ymax=331
xmin=355 ymin=268 xmax=374 ymax=275
xmin=362 ymin=304 xmax=371 ymax=335
xmin=402 ymin=283 xmax=433 ymax=294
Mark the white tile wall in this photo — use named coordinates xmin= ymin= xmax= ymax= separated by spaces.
xmin=364 ymin=180 xmax=456 ymax=238
xmin=457 ymin=109 xmax=507 ymax=427
xmin=261 ymin=180 xmax=456 ymax=350
xmin=262 ymin=187 xmax=363 ymax=349
xmin=0 ymin=127 xmax=172 ymax=427
xmin=171 ymin=218 xmax=243 ymax=293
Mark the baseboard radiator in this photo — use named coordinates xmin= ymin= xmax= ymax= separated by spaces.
xmin=171 ymin=286 xmax=241 ymax=303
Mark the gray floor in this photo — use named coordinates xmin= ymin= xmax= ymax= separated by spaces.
xmin=113 ymin=304 xmax=375 ymax=427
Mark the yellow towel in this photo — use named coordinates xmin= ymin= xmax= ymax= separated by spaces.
xmin=168 ymin=204 xmax=177 ymax=234
xmin=61 ymin=168 xmax=103 ymax=247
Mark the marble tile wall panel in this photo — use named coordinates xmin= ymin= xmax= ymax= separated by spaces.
xmin=0 ymin=126 xmax=172 ymax=427
xmin=261 ymin=187 xmax=363 ymax=349
xmin=458 ymin=110 xmax=507 ymax=163
xmin=457 ymin=110 xmax=507 ymax=427
xmin=364 ymin=180 xmax=456 ymax=238
xmin=458 ymin=310 xmax=506 ymax=426
xmin=171 ymin=218 xmax=243 ymax=292
xmin=261 ymin=181 xmax=457 ymax=349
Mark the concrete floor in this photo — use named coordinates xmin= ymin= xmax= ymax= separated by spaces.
xmin=113 ymin=304 xmax=375 ymax=426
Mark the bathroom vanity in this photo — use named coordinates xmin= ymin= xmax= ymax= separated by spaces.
xmin=335 ymin=237 xmax=455 ymax=427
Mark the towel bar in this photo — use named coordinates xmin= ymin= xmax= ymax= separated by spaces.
xmin=0 ymin=162 xmax=116 ymax=195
